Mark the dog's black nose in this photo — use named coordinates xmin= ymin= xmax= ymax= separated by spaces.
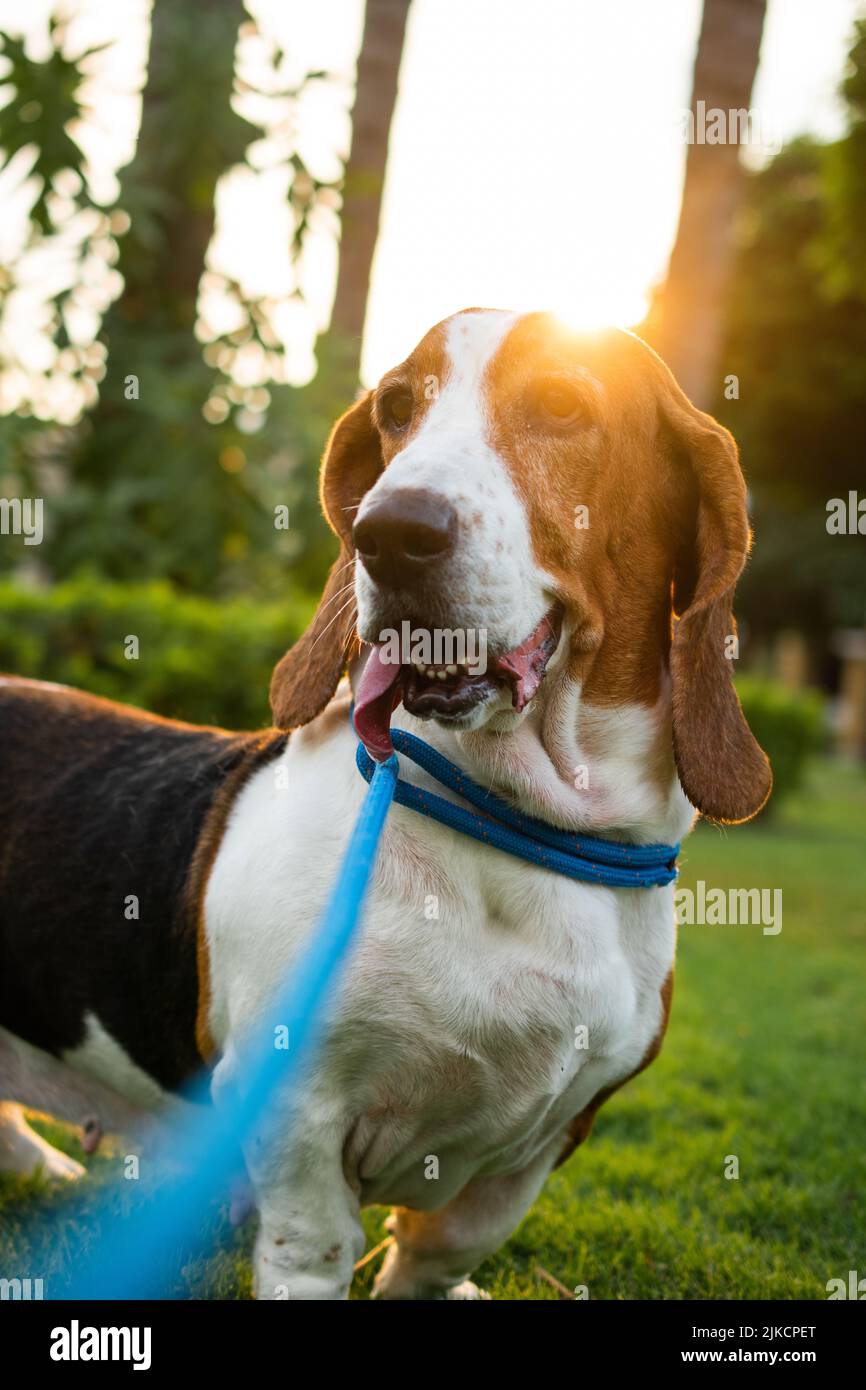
xmin=353 ymin=488 xmax=457 ymax=587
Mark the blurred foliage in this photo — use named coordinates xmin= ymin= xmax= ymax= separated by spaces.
xmin=0 ymin=575 xmax=314 ymax=729
xmin=0 ymin=17 xmax=108 ymax=233
xmin=0 ymin=15 xmax=120 ymax=413
xmin=717 ymin=19 xmax=866 ymax=640
xmin=0 ymin=1 xmax=348 ymax=598
xmin=737 ymin=676 xmax=825 ymax=814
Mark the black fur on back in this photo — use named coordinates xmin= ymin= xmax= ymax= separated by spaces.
xmin=0 ymin=678 xmax=285 ymax=1094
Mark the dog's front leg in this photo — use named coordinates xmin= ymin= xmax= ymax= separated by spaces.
xmin=372 ymin=1136 xmax=563 ymax=1300
xmin=212 ymin=1049 xmax=363 ymax=1300
xmin=243 ymin=1118 xmax=364 ymax=1301
xmin=252 ymin=1180 xmax=363 ymax=1301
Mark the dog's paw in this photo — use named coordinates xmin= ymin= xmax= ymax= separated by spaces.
xmin=371 ymin=1248 xmax=491 ymax=1301
xmin=373 ymin=1275 xmax=491 ymax=1301
xmin=33 ymin=1144 xmax=86 ymax=1182
xmin=442 ymin=1280 xmax=491 ymax=1300
xmin=0 ymin=1110 xmax=86 ymax=1181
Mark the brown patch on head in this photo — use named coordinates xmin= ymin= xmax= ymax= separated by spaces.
xmin=483 ymin=314 xmax=770 ymax=823
xmin=485 ymin=317 xmax=681 ymax=707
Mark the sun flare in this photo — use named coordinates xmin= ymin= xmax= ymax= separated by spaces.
xmin=550 ymin=283 xmax=650 ymax=334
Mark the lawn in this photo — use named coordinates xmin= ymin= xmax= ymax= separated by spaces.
xmin=3 ymin=759 xmax=864 ymax=1300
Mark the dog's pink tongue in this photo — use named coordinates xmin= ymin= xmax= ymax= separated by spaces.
xmin=496 ymin=611 xmax=561 ymax=712
xmin=353 ymin=644 xmax=403 ymax=761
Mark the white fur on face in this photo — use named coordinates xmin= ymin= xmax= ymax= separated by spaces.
xmin=355 ymin=310 xmax=553 ymax=658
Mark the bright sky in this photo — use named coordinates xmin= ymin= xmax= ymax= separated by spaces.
xmin=356 ymin=0 xmax=866 ymax=381
xmin=0 ymin=0 xmax=864 ymax=413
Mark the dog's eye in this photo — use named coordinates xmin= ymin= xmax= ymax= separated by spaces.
xmin=384 ymin=390 xmax=413 ymax=429
xmin=534 ymin=381 xmax=585 ymax=426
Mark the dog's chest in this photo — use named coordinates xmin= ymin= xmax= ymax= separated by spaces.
xmin=204 ymin=725 xmax=676 ymax=1207
xmin=337 ymin=815 xmax=673 ymax=1204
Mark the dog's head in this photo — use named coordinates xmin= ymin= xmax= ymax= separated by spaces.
xmin=271 ymin=309 xmax=770 ymax=824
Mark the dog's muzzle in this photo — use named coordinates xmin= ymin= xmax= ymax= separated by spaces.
xmin=353 ymin=607 xmax=563 ymax=761
xmin=353 ymin=488 xmax=457 ymax=589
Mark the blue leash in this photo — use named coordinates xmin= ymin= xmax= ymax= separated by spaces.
xmin=356 ymin=725 xmax=678 ymax=889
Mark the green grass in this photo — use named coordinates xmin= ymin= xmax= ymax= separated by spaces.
xmin=3 ymin=759 xmax=864 ymax=1300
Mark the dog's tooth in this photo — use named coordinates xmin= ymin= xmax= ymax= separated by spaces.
xmin=445 ymin=664 xmax=458 ymax=675
xmin=436 ymin=669 xmax=448 ymax=680
xmin=426 ymin=668 xmax=435 ymax=678
xmin=414 ymin=662 xmax=426 ymax=673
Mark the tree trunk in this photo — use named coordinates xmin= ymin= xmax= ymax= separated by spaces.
xmin=73 ymin=0 xmax=251 ymax=484
xmin=650 ymin=0 xmax=767 ymax=407
xmin=105 ymin=0 xmax=251 ymax=347
xmin=325 ymin=0 xmax=411 ymax=387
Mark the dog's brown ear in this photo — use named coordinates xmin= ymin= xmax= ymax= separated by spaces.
xmin=270 ymin=391 xmax=382 ymax=729
xmin=658 ymin=370 xmax=772 ymax=824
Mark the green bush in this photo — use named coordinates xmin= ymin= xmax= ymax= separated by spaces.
xmin=0 ymin=588 xmax=829 ymax=809
xmin=0 ymin=577 xmax=316 ymax=731
xmin=736 ymin=676 xmax=825 ymax=814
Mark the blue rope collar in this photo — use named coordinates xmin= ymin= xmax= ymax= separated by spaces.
xmin=355 ymin=725 xmax=679 ymax=889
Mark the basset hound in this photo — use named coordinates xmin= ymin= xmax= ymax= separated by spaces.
xmin=0 ymin=309 xmax=771 ymax=1299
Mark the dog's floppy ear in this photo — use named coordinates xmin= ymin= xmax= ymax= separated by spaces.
xmin=270 ymin=390 xmax=382 ymax=729
xmin=658 ymin=370 xmax=772 ymax=824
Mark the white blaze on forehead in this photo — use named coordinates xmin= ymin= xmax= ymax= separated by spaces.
xmin=356 ymin=306 xmax=549 ymax=652
xmin=437 ymin=308 xmax=519 ymax=417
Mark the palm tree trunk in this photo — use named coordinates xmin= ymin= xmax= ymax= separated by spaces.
xmin=325 ymin=0 xmax=411 ymax=387
xmin=651 ymin=0 xmax=767 ymax=407
xmin=76 ymin=0 xmax=251 ymax=478
xmin=108 ymin=0 xmax=251 ymax=343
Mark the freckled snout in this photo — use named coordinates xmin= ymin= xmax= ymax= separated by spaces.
xmin=353 ymin=487 xmax=457 ymax=588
